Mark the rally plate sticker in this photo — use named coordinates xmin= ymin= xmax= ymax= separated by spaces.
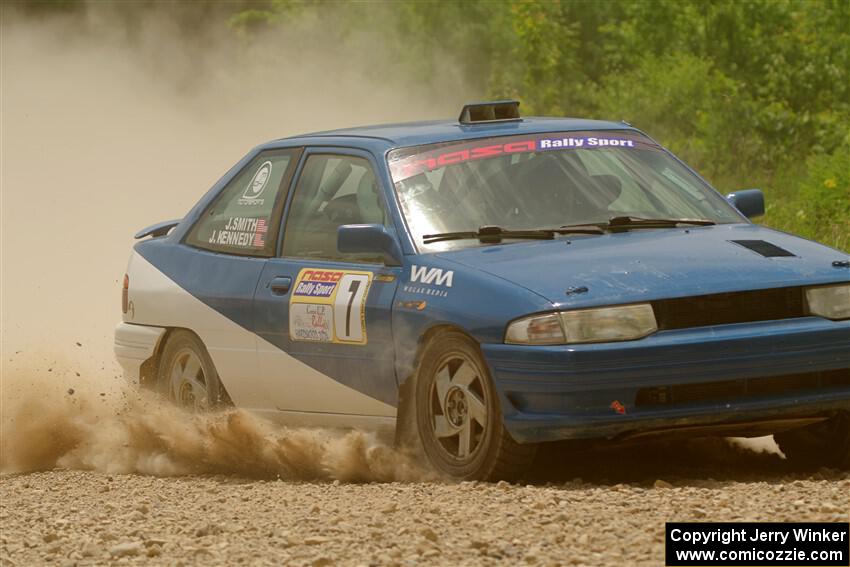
xmin=289 ymin=269 xmax=373 ymax=345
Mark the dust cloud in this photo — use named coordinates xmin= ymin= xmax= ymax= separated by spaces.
xmin=0 ymin=3 xmax=463 ymax=369
xmin=0 ymin=3 xmax=459 ymax=480
xmin=0 ymin=353 xmax=430 ymax=481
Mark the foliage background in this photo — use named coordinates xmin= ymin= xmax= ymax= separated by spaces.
xmin=237 ymin=0 xmax=849 ymax=251
xmin=17 ymin=0 xmax=850 ymax=250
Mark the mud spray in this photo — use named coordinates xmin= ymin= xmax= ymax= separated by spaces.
xmin=0 ymin=3 xmax=462 ymax=480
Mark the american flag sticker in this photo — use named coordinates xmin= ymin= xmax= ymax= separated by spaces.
xmin=253 ymin=218 xmax=268 ymax=247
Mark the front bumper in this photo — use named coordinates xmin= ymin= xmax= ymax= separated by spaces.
xmin=482 ymin=317 xmax=850 ymax=444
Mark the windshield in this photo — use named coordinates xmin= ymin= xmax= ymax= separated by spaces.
xmin=387 ymin=131 xmax=744 ymax=251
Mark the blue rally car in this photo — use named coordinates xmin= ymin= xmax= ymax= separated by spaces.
xmin=115 ymin=101 xmax=850 ymax=479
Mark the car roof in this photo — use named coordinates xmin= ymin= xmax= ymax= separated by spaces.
xmin=267 ymin=117 xmax=638 ymax=153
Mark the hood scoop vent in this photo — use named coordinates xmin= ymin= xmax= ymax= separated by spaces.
xmin=730 ymin=239 xmax=796 ymax=258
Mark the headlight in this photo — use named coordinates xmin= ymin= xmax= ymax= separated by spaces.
xmin=504 ymin=313 xmax=566 ymax=345
xmin=560 ymin=304 xmax=658 ymax=343
xmin=506 ymin=304 xmax=658 ymax=345
xmin=805 ymin=284 xmax=850 ymax=320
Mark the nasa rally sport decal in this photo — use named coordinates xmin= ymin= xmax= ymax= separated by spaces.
xmin=388 ymin=132 xmax=653 ymax=182
xmin=289 ymin=269 xmax=373 ymax=345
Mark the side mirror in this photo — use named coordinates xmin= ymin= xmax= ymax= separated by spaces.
xmin=337 ymin=224 xmax=403 ymax=266
xmin=726 ymin=189 xmax=765 ymax=219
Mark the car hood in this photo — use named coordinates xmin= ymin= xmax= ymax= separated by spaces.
xmin=435 ymin=224 xmax=850 ymax=308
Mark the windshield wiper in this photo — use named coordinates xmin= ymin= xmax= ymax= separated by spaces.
xmin=422 ymin=217 xmax=713 ymax=244
xmin=423 ymin=224 xmax=604 ymax=245
xmin=601 ymin=216 xmax=716 ymax=231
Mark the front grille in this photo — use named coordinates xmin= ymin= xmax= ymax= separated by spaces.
xmin=635 ymin=368 xmax=850 ymax=407
xmin=652 ymin=286 xmax=806 ymax=330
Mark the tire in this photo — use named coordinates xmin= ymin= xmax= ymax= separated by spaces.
xmin=774 ymin=413 xmax=850 ymax=470
xmin=157 ymin=330 xmax=230 ymax=410
xmin=414 ymin=331 xmax=537 ymax=480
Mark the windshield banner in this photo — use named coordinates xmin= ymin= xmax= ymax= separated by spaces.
xmin=388 ymin=131 xmax=657 ymax=183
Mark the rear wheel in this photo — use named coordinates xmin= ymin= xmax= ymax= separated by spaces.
xmin=157 ymin=330 xmax=230 ymax=410
xmin=774 ymin=413 xmax=850 ymax=470
xmin=414 ymin=331 xmax=536 ymax=480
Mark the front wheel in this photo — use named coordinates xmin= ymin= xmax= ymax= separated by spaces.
xmin=414 ymin=331 xmax=536 ymax=480
xmin=157 ymin=330 xmax=230 ymax=410
xmin=774 ymin=413 xmax=850 ymax=470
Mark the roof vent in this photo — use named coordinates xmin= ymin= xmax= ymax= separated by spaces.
xmin=730 ymin=240 xmax=795 ymax=258
xmin=458 ymin=100 xmax=521 ymax=125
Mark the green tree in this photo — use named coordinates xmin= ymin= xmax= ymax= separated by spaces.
xmin=233 ymin=0 xmax=849 ymax=249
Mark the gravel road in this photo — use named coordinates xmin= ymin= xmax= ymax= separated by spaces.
xmin=2 ymin=360 xmax=848 ymax=566
xmin=2 ymin=449 xmax=848 ymax=567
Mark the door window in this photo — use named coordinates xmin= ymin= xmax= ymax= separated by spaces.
xmin=186 ymin=149 xmax=298 ymax=256
xmin=282 ymin=154 xmax=389 ymax=262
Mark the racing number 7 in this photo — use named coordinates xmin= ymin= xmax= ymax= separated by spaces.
xmin=344 ymin=280 xmax=361 ymax=337
xmin=333 ymin=273 xmax=371 ymax=344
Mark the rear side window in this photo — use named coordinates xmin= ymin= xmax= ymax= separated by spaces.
xmin=186 ymin=149 xmax=298 ymax=256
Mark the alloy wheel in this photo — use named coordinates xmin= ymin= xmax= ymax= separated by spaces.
xmin=429 ymin=355 xmax=489 ymax=460
xmin=168 ymin=348 xmax=209 ymax=410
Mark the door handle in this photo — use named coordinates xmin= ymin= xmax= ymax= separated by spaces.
xmin=269 ymin=276 xmax=292 ymax=295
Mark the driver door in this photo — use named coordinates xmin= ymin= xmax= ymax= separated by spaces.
xmin=253 ymin=148 xmax=402 ymax=423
